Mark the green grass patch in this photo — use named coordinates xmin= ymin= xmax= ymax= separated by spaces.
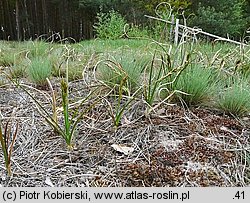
xmin=26 ymin=40 xmax=51 ymax=57
xmin=217 ymin=78 xmax=250 ymax=116
xmin=173 ymin=65 xmax=218 ymax=106
xmin=27 ymin=57 xmax=52 ymax=87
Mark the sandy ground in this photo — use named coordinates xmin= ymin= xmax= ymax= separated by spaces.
xmin=0 ymin=80 xmax=249 ymax=187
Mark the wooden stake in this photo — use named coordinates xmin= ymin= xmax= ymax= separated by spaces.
xmin=174 ymin=18 xmax=179 ymax=45
xmin=169 ymin=14 xmax=175 ymax=42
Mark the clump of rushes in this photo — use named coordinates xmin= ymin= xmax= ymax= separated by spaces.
xmin=60 ymin=79 xmax=71 ymax=145
xmin=13 ymin=75 xmax=97 ymax=149
xmin=174 ymin=65 xmax=217 ymax=106
xmin=98 ymin=57 xmax=138 ymax=127
xmin=59 ymin=78 xmax=99 ymax=147
xmin=106 ymin=73 xmax=136 ymax=128
xmin=97 ymin=53 xmax=147 ymax=95
xmin=11 ymin=47 xmax=99 ymax=148
xmin=143 ymin=53 xmax=188 ymax=114
xmin=0 ymin=119 xmax=18 ymax=176
xmin=143 ymin=54 xmax=163 ymax=107
xmin=217 ymin=78 xmax=250 ymax=116
xmin=27 ymin=57 xmax=52 ymax=88
xmin=54 ymin=70 xmax=99 ymax=147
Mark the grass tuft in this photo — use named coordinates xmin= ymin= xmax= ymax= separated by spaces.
xmin=217 ymin=79 xmax=250 ymax=116
xmin=27 ymin=57 xmax=52 ymax=87
xmin=27 ymin=40 xmax=50 ymax=57
xmin=174 ymin=65 xmax=218 ymax=106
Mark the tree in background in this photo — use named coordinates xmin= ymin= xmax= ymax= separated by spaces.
xmin=129 ymin=0 xmax=249 ymax=39
xmin=0 ymin=0 xmax=249 ymax=41
xmin=188 ymin=0 xmax=249 ymax=39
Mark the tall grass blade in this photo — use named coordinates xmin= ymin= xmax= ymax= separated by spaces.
xmin=47 ymin=78 xmax=58 ymax=133
xmin=61 ymin=79 xmax=70 ymax=145
xmin=0 ymin=119 xmax=18 ymax=176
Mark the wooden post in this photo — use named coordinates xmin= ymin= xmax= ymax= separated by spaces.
xmin=169 ymin=14 xmax=175 ymax=42
xmin=174 ymin=18 xmax=179 ymax=45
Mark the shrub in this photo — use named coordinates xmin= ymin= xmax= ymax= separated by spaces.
xmin=27 ymin=57 xmax=52 ymax=87
xmin=93 ymin=10 xmax=127 ymax=40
